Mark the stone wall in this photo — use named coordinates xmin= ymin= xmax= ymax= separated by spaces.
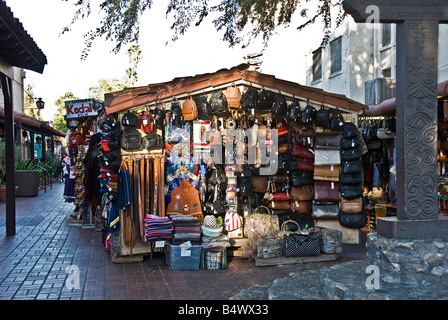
xmin=366 ymin=233 xmax=448 ymax=287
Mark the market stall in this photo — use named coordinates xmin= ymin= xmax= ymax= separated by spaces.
xmin=100 ymin=64 xmax=368 ymax=267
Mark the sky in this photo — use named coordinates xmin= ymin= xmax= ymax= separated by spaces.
xmin=5 ymin=0 xmax=324 ymax=121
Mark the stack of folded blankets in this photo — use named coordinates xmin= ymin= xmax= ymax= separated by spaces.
xmin=171 ymin=215 xmax=202 ymax=245
xmin=144 ymin=215 xmax=174 ymax=243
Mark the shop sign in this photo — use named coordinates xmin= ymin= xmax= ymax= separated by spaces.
xmin=65 ymin=99 xmax=102 ymax=119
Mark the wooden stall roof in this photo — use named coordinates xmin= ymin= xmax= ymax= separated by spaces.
xmin=0 ymin=1 xmax=47 ymax=73
xmin=104 ymin=64 xmax=367 ymax=114
xmin=0 ymin=107 xmax=65 ymax=137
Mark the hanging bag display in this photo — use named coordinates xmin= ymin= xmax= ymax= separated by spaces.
xmin=194 ymin=94 xmax=212 ymax=119
xmin=314 ymin=149 xmax=341 ymax=166
xmin=286 ymin=99 xmax=301 ymax=121
xmin=300 ymin=104 xmax=316 ymax=127
xmin=271 ymin=94 xmax=287 ymax=115
xmin=240 ymin=87 xmax=258 ymax=110
xmin=142 ymin=132 xmax=164 ymax=150
xmin=257 ymin=89 xmax=276 ymax=110
xmin=280 ymin=220 xmax=320 ymax=257
xmin=121 ymin=111 xmax=140 ymax=128
xmin=225 ymin=83 xmax=242 ymax=109
xmin=329 ymin=108 xmax=345 ymax=132
xmin=181 ymin=96 xmax=199 ymax=121
xmin=209 ymin=91 xmax=229 ymax=115
xmin=311 ymin=201 xmax=339 ymax=219
xmin=120 ymin=128 xmax=141 ymax=150
xmin=315 ymin=105 xmax=330 ymax=129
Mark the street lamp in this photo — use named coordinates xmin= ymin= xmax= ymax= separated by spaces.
xmin=35 ymin=97 xmax=45 ymax=110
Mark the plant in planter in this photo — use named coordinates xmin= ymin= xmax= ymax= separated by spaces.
xmin=15 ymin=151 xmax=40 ymax=198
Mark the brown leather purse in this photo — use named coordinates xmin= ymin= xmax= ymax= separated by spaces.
xmin=314 ymin=181 xmax=340 ymax=202
xmin=314 ymin=133 xmax=341 ymax=149
xmin=181 ymin=96 xmax=198 ymax=121
xmin=290 ymin=185 xmax=314 ymax=201
xmin=294 ymin=128 xmax=315 ymax=147
xmin=313 ymin=165 xmax=340 ymax=181
xmin=291 ymin=144 xmax=315 ymax=159
xmin=251 ymin=176 xmax=269 ymax=193
xmin=290 ymin=200 xmax=312 ymax=214
xmin=225 ymin=83 xmax=242 ymax=109
xmin=340 ymin=196 xmax=363 ymax=213
xmin=268 ymin=200 xmax=291 ymax=210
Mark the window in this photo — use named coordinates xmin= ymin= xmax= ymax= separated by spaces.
xmin=382 ymin=24 xmax=391 ymax=47
xmin=382 ymin=68 xmax=391 ymax=78
xmin=330 ymin=37 xmax=342 ymax=75
xmin=312 ymin=48 xmax=322 ymax=82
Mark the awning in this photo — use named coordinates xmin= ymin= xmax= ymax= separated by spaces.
xmin=0 ymin=107 xmax=65 ymax=137
xmin=104 ymin=64 xmax=367 ymax=114
xmin=0 ymin=0 xmax=47 ymax=73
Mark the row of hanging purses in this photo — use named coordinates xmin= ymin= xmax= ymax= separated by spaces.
xmin=338 ymin=122 xmax=367 ymax=228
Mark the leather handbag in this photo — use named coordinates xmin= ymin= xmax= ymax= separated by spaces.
xmin=292 ymin=144 xmax=315 ymax=159
xmin=315 ymin=134 xmax=340 ymax=149
xmin=257 ymin=89 xmax=276 ymax=110
xmin=290 ymin=200 xmax=312 ymax=214
xmin=341 ymin=148 xmax=362 ymax=161
xmin=341 ymin=159 xmax=363 ymax=174
xmin=273 ymin=193 xmax=291 ymax=201
xmin=272 ymin=174 xmax=290 ymax=184
xmin=342 ymin=122 xmax=358 ymax=139
xmin=300 ymin=104 xmax=316 ymax=128
xmin=278 ymin=143 xmax=288 ymax=155
xmin=194 ymin=95 xmax=212 ymax=119
xmin=225 ymin=83 xmax=242 ymax=109
xmin=121 ymin=111 xmax=140 ymax=128
xmin=271 ymin=94 xmax=287 ymax=115
xmin=329 ymin=108 xmax=345 ymax=132
xmin=314 ymin=149 xmax=341 ymax=166
xmin=181 ymin=96 xmax=199 ymax=120
xmin=142 ymin=132 xmax=164 ymax=150
xmin=268 ymin=200 xmax=291 ymax=210
xmin=286 ymin=99 xmax=300 ymax=120
xmin=120 ymin=128 xmax=141 ymax=150
xmin=341 ymin=137 xmax=361 ymax=149
xmin=295 ymin=128 xmax=315 ymax=147
xmin=251 ymin=175 xmax=269 ymax=193
xmin=281 ymin=221 xmax=321 ymax=257
xmin=340 ymin=184 xmax=364 ymax=199
xmin=291 ymin=171 xmax=314 ymax=187
xmin=290 ymin=185 xmax=314 ymax=201
xmin=340 ymin=172 xmax=363 ymax=185
xmin=340 ymin=196 xmax=363 ymax=213
xmin=295 ymin=158 xmax=314 ymax=172
xmin=315 ymin=105 xmax=330 ymax=129
xmin=240 ymin=87 xmax=258 ymax=110
xmin=314 ymin=181 xmax=340 ymax=202
xmin=313 ymin=164 xmax=340 ymax=181
xmin=312 ymin=201 xmax=339 ymax=219
xmin=339 ymin=209 xmax=367 ymax=228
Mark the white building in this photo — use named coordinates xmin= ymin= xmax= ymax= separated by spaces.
xmin=305 ymin=17 xmax=448 ymax=105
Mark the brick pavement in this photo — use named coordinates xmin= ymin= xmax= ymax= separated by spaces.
xmin=0 ymin=181 xmax=366 ymax=300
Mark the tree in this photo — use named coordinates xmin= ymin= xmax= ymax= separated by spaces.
xmin=54 ymin=92 xmax=78 ymax=133
xmin=62 ymin=0 xmax=345 ymax=59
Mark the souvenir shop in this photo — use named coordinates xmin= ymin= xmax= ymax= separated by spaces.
xmin=78 ymin=65 xmax=370 ymax=268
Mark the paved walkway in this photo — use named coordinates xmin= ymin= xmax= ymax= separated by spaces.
xmin=0 ymin=181 xmax=366 ymax=300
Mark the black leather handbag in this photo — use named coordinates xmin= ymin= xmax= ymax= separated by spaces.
xmin=329 ymin=108 xmax=344 ymax=132
xmin=121 ymin=112 xmax=140 ymax=128
xmin=341 ymin=159 xmax=363 ymax=174
xmin=342 ymin=122 xmax=358 ymax=138
xmin=281 ymin=224 xmax=321 ymax=257
xmin=142 ymin=132 xmax=164 ymax=150
xmin=270 ymin=94 xmax=287 ymax=115
xmin=120 ymin=128 xmax=141 ymax=150
xmin=340 ymin=172 xmax=363 ymax=185
xmin=340 ymin=184 xmax=364 ymax=199
xmin=286 ymin=99 xmax=301 ymax=121
xmin=258 ymin=89 xmax=276 ymax=110
xmin=291 ymin=171 xmax=314 ymax=187
xmin=315 ymin=105 xmax=330 ymax=129
xmin=339 ymin=209 xmax=367 ymax=228
xmin=301 ymin=104 xmax=316 ymax=127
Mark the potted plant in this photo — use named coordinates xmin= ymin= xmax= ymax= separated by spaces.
xmin=15 ymin=151 xmax=40 ymax=197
